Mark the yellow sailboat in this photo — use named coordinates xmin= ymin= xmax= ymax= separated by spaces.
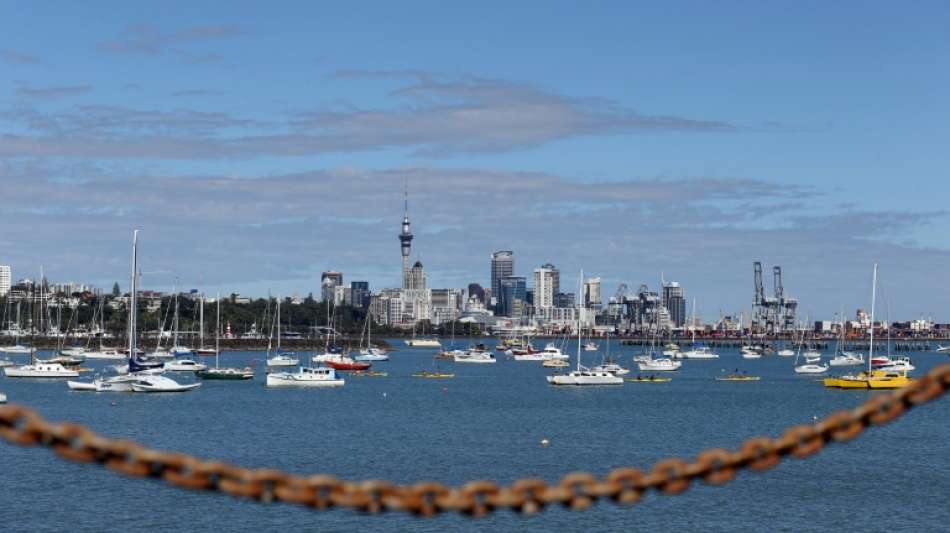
xmin=823 ymin=264 xmax=914 ymax=390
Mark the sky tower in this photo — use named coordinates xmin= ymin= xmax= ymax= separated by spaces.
xmin=399 ymin=184 xmax=413 ymax=289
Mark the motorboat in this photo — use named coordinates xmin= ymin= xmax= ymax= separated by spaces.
xmin=547 ymin=365 xmax=623 ymax=386
xmin=453 ymin=350 xmax=496 ymax=364
xmin=873 ymin=356 xmax=915 ymax=372
xmin=777 ymin=348 xmax=796 ymax=357
xmin=267 ymin=353 xmax=300 ymax=367
xmin=937 ymin=345 xmax=950 ymax=353
xmin=4 ymin=362 xmax=79 ymax=378
xmin=67 ymin=375 xmax=137 ymax=392
xmin=164 ymin=359 xmax=208 ymax=372
xmin=589 ymin=363 xmax=630 ymax=376
xmin=740 ymin=346 xmax=762 ymax=359
xmin=60 ymin=347 xmax=86 ymax=358
xmin=637 ymin=358 xmax=682 ymax=372
xmin=435 ymin=348 xmax=465 ymax=360
xmin=197 ymin=366 xmax=254 ymax=380
xmin=130 ymin=375 xmax=201 ymax=393
xmin=405 ymin=337 xmax=441 ymax=348
xmin=512 ymin=351 xmax=545 ymax=361
xmin=539 ymin=344 xmax=569 ymax=360
xmin=795 ymin=363 xmax=829 ymax=374
xmin=83 ymin=349 xmax=126 ymax=361
xmin=583 ymin=342 xmax=598 ymax=352
xmin=802 ymin=350 xmax=822 ymax=363
xmin=829 ymin=352 xmax=864 ymax=367
xmin=0 ymin=344 xmax=32 ymax=355
xmin=195 ymin=347 xmax=218 ymax=356
xmin=266 ymin=366 xmax=344 ymax=387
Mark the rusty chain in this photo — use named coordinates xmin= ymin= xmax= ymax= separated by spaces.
xmin=1 ymin=363 xmax=948 ymax=518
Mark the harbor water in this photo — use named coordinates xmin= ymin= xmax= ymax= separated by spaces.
xmin=2 ymin=340 xmax=948 ymax=532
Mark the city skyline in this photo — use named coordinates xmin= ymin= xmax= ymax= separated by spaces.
xmin=2 ymin=2 xmax=949 ymax=319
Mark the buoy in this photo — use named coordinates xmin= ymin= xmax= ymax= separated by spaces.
xmin=540 ymin=438 xmax=550 ymax=447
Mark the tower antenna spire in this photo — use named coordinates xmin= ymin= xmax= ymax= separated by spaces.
xmin=404 ymin=180 xmax=408 ymax=215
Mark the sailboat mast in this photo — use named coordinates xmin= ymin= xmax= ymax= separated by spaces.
xmin=129 ymin=230 xmax=139 ymax=360
xmin=577 ymin=270 xmax=583 ymax=372
xmin=868 ymin=263 xmax=878 ymax=374
xmin=199 ymin=294 xmax=204 ymax=347
xmin=215 ymin=294 xmax=221 ymax=369
xmin=277 ymin=296 xmax=281 ymax=349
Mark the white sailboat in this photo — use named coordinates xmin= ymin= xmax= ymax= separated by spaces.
xmin=1 ymin=304 xmax=32 ymax=354
xmin=548 ymin=272 xmax=623 ymax=386
xmin=680 ymin=299 xmax=719 ymax=359
xmin=355 ymin=309 xmax=388 ymax=361
xmin=267 ymin=297 xmax=300 ymax=368
xmin=793 ymin=316 xmax=828 ymax=374
xmin=4 ymin=283 xmax=78 ymax=378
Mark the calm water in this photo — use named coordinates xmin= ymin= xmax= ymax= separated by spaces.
xmin=2 ymin=340 xmax=948 ymax=532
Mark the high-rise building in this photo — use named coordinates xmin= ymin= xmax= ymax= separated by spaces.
xmin=532 ymin=263 xmax=559 ymax=309
xmin=662 ymin=281 xmax=686 ymax=327
xmin=399 ymin=186 xmax=414 ymax=289
xmin=554 ymin=292 xmax=575 ymax=309
xmin=467 ymin=283 xmax=485 ymax=303
xmin=321 ymin=271 xmax=343 ymax=302
xmin=498 ymin=276 xmax=526 ymax=317
xmin=0 ymin=265 xmax=10 ymax=297
xmin=490 ymin=251 xmax=513 ymax=310
xmin=584 ymin=277 xmax=602 ymax=308
xmin=350 ymin=281 xmax=370 ymax=309
xmin=406 ymin=260 xmax=426 ymax=290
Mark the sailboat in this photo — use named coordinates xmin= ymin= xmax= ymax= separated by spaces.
xmin=195 ymin=294 xmax=218 ymax=356
xmin=680 ymin=299 xmax=719 ymax=359
xmin=823 ymin=264 xmax=914 ymax=389
xmin=198 ymin=296 xmax=254 ymax=380
xmin=739 ymin=312 xmax=762 ymax=359
xmin=829 ymin=312 xmax=863 ymax=367
xmin=355 ymin=309 xmax=388 ymax=361
xmin=547 ymin=272 xmax=623 ymax=386
xmin=0 ymin=303 xmax=33 ymax=354
xmin=404 ymin=321 xmax=441 ymax=348
xmin=84 ymin=298 xmax=125 ymax=360
xmin=4 ymin=282 xmax=78 ymax=378
xmin=794 ymin=315 xmax=828 ymax=374
xmin=266 ymin=297 xmax=299 ymax=368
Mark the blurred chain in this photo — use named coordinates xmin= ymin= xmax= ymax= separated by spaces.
xmin=1 ymin=363 xmax=948 ymax=517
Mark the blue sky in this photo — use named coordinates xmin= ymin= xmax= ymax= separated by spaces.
xmin=2 ymin=1 xmax=949 ymax=319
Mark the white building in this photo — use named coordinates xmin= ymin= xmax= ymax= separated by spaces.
xmin=584 ymin=277 xmax=602 ymax=308
xmin=0 ymin=265 xmax=10 ymax=297
xmin=532 ymin=264 xmax=558 ymax=309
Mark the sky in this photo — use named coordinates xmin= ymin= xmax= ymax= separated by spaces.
xmin=1 ymin=1 xmax=949 ymax=320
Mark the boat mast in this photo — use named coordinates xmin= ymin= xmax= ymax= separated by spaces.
xmin=868 ymin=263 xmax=878 ymax=374
xmin=215 ymin=294 xmax=221 ymax=370
xmin=576 ymin=270 xmax=583 ymax=372
xmin=199 ymin=293 xmax=204 ymax=348
xmin=129 ymin=230 xmax=139 ymax=362
xmin=276 ymin=296 xmax=281 ymax=350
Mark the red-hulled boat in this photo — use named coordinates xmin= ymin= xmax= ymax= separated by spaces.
xmin=322 ymin=354 xmax=371 ymax=371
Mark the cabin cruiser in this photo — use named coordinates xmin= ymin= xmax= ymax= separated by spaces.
xmin=637 ymin=358 xmax=682 ymax=372
xmin=547 ymin=366 xmax=623 ymax=386
xmin=680 ymin=345 xmax=720 ymax=359
xmin=164 ymin=359 xmax=208 ymax=372
xmin=539 ymin=344 xmax=569 ymax=361
xmin=872 ymin=356 xmax=915 ymax=372
xmin=4 ymin=362 xmax=79 ymax=378
xmin=266 ymin=353 xmax=300 ymax=367
xmin=266 ymin=366 xmax=344 ymax=387
xmin=829 ymin=352 xmax=864 ymax=367
xmin=67 ymin=375 xmax=138 ymax=392
xmin=129 ymin=375 xmax=201 ymax=393
xmin=454 ymin=350 xmax=496 ymax=364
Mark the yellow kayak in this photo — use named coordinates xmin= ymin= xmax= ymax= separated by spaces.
xmin=411 ymin=371 xmax=455 ymax=379
xmin=625 ymin=377 xmax=672 ymax=383
xmin=716 ymin=375 xmax=760 ymax=382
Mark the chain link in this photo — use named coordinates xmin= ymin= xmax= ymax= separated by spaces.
xmin=1 ymin=363 xmax=948 ymax=517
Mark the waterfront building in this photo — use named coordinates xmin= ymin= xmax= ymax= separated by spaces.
xmin=583 ymin=277 xmax=602 ymax=308
xmin=0 ymin=265 xmax=10 ymax=297
xmin=321 ymin=271 xmax=342 ymax=302
xmin=532 ymin=263 xmax=558 ymax=309
xmin=554 ymin=292 xmax=575 ymax=309
xmin=498 ymin=276 xmax=526 ymax=317
xmin=490 ymin=251 xmax=514 ymax=312
xmin=350 ymin=281 xmax=370 ymax=309
xmin=662 ymin=281 xmax=686 ymax=328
